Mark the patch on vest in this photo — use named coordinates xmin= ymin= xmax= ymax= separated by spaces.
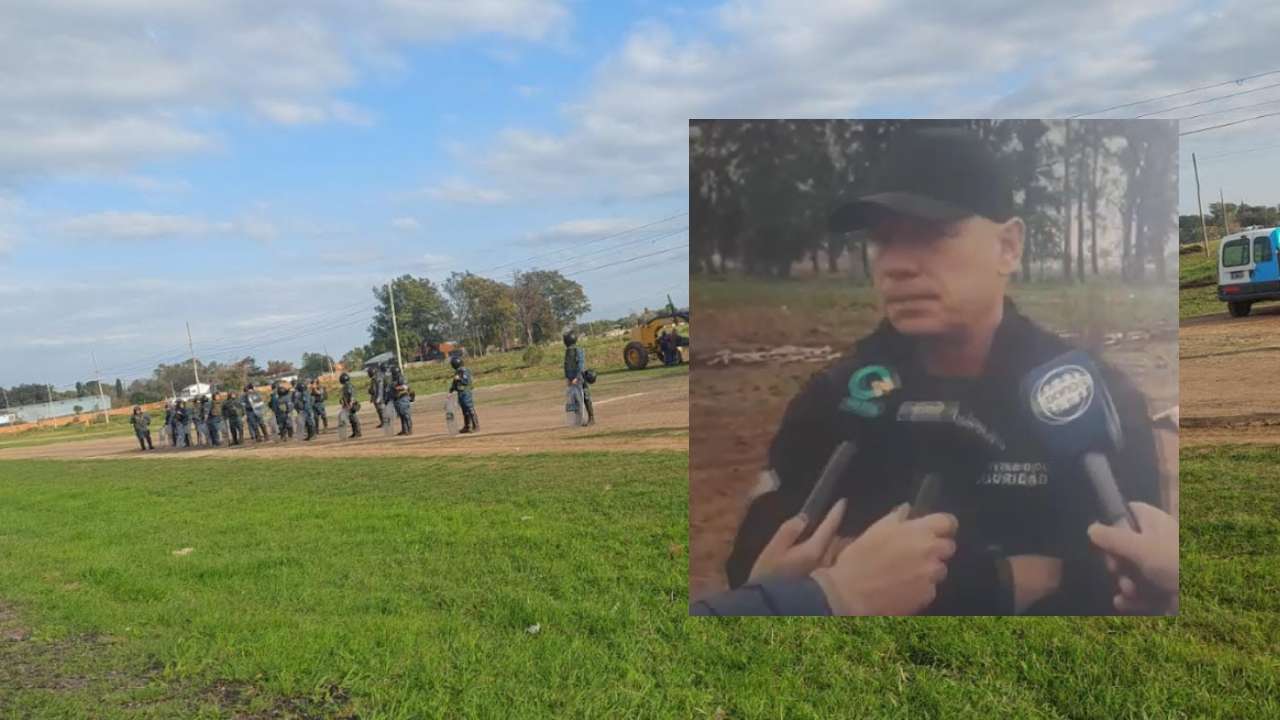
xmin=978 ymin=461 xmax=1050 ymax=487
xmin=839 ymin=364 xmax=899 ymax=418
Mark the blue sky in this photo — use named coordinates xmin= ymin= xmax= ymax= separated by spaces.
xmin=2 ymin=0 xmax=1279 ymax=389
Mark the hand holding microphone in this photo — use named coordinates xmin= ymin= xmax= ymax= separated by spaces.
xmin=1088 ymin=502 xmax=1179 ymax=614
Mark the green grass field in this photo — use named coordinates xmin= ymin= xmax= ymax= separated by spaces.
xmin=2 ymin=447 xmax=1279 ymax=718
xmin=1180 ymin=239 xmax=1222 ymax=319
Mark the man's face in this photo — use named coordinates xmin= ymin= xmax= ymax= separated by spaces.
xmin=868 ymin=213 xmax=1021 ymax=336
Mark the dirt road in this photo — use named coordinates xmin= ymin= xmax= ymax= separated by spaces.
xmin=0 ymin=373 xmax=688 ymax=461
xmin=1181 ymin=307 xmax=1280 ymax=446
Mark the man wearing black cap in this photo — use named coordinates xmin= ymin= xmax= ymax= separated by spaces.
xmin=723 ymin=126 xmax=1164 ymax=615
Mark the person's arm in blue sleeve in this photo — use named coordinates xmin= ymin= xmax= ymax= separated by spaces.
xmin=691 ymin=577 xmax=832 ymax=616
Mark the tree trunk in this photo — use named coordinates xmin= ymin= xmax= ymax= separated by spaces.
xmin=1076 ymin=143 xmax=1085 ymax=283
xmin=1062 ymin=122 xmax=1073 ymax=281
xmin=1021 ymin=226 xmax=1033 ymax=282
xmin=1089 ymin=137 xmax=1100 ymax=275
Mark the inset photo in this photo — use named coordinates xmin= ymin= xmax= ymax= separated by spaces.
xmin=690 ymin=119 xmax=1179 ymax=616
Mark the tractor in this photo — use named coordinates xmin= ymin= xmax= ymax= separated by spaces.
xmin=623 ymin=309 xmax=689 ymax=370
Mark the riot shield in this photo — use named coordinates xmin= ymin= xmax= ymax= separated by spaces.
xmin=337 ymin=408 xmax=350 ymax=441
xmin=564 ymin=384 xmax=586 ymax=427
xmin=445 ymin=393 xmax=460 ymax=436
xmin=382 ymin=404 xmax=396 ymax=436
xmin=292 ymin=411 xmax=302 ymax=438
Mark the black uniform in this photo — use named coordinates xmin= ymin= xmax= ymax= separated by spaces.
xmin=340 ymin=377 xmax=362 ymax=438
xmin=725 ymin=298 xmax=1162 ymax=615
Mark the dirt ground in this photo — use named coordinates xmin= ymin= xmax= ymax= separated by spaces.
xmin=690 ymin=305 xmax=1179 ymax=600
xmin=0 ymin=373 xmax=688 ymax=461
xmin=1181 ymin=305 xmax=1280 ymax=446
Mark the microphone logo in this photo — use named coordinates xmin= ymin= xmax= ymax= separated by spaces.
xmin=1030 ymin=364 xmax=1094 ymax=425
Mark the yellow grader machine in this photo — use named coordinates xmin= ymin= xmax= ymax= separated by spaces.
xmin=623 ymin=308 xmax=689 ymax=370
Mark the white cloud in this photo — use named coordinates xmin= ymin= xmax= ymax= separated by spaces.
xmin=0 ymin=1 xmax=569 ymax=182
xmin=421 ymin=253 xmax=453 ymax=275
xmin=54 ymin=211 xmax=277 ymax=244
xmin=231 ymin=313 xmax=308 ymax=329
xmin=56 ymin=212 xmax=219 ymax=241
xmin=517 ymin=84 xmax=542 ymax=98
xmin=422 ymin=179 xmax=511 ymax=205
xmin=392 ymin=216 xmax=422 ymax=232
xmin=452 ymin=0 xmax=1214 ymax=200
xmin=526 ymin=218 xmax=641 ymax=244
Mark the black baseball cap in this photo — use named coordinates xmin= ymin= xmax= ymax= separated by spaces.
xmin=829 ymin=127 xmax=1015 ymax=233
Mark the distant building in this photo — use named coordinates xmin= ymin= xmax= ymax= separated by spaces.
xmin=177 ymin=383 xmax=212 ymax=400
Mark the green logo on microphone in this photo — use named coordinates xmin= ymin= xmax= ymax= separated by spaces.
xmin=840 ymin=364 xmax=898 ymax=418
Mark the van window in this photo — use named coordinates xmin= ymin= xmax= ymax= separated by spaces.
xmin=1254 ymin=236 xmax=1273 ymax=263
xmin=1223 ymin=238 xmax=1250 ymax=267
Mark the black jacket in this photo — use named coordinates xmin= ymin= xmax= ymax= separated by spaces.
xmin=724 ymin=299 xmax=1161 ymax=615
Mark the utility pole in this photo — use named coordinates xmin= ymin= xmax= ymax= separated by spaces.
xmin=388 ymin=278 xmax=403 ymax=369
xmin=1220 ymin=188 xmax=1230 ymax=236
xmin=324 ymin=344 xmax=334 ymax=374
xmin=46 ymin=384 xmax=53 ymax=422
xmin=1192 ymin=153 xmax=1210 ymax=257
xmin=91 ymin=350 xmax=109 ymax=424
xmin=186 ymin=321 xmax=201 ymax=391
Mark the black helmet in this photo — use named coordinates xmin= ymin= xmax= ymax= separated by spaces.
xmin=244 ymin=383 xmax=254 ymax=392
xmin=563 ymin=330 xmax=577 ymax=347
xmin=583 ymin=369 xmax=597 ymax=385
xmin=339 ymin=372 xmax=350 ymax=383
xmin=132 ymin=405 xmax=142 ymax=413
xmin=450 ymin=356 xmax=463 ymax=369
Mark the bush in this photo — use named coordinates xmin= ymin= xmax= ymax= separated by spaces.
xmin=521 ymin=344 xmax=545 ymax=367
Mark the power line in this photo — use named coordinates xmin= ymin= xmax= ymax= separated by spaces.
xmin=1178 ymin=95 xmax=1280 ymax=122
xmin=1181 ymin=110 xmax=1280 ymax=136
xmin=1133 ymin=80 xmax=1280 ymax=118
xmin=564 ymin=243 xmax=690 ymax=278
xmin=1067 ymin=68 xmax=1280 ymax=118
xmin=472 ymin=211 xmax=687 ymax=277
xmin=1197 ymin=141 xmax=1280 ymax=161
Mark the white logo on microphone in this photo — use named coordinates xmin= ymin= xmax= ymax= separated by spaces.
xmin=1031 ymin=364 xmax=1093 ymax=425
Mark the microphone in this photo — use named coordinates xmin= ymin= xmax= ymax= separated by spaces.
xmin=895 ymin=400 xmax=1005 ymax=518
xmin=797 ymin=441 xmax=858 ymax=542
xmin=1020 ymin=350 xmax=1138 ymax=531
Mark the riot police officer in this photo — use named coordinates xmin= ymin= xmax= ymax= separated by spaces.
xmin=389 ymin=363 xmax=413 ymax=436
xmin=207 ymin=391 xmax=224 ymax=446
xmin=563 ymin=330 xmax=595 ymax=426
xmin=339 ymin=372 xmax=362 ymax=438
xmin=130 ymin=405 xmax=154 ymax=451
xmin=270 ymin=381 xmax=293 ymax=441
xmin=163 ymin=401 xmax=176 ymax=447
xmin=223 ymin=389 xmax=244 ymax=446
xmin=242 ymin=383 xmax=267 ymax=442
xmin=173 ymin=399 xmax=191 ymax=448
xmin=297 ymin=379 xmax=317 ymax=440
xmin=449 ymin=355 xmax=479 ymax=433
xmin=368 ymin=367 xmax=386 ymax=428
xmin=311 ymin=380 xmax=328 ymax=431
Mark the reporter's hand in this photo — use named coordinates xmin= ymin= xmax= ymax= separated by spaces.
xmin=811 ymin=504 xmax=958 ymax=615
xmin=1087 ymin=502 xmax=1178 ymax=614
xmin=748 ymin=499 xmax=847 ymax=583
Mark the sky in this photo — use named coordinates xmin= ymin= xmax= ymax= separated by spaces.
xmin=2 ymin=0 xmax=1279 ymax=389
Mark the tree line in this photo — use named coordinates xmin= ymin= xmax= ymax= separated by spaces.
xmin=691 ymin=119 xmax=1178 ymax=283
xmin=2 ymin=268 xmax=660 ymax=409
xmin=1180 ymin=201 xmax=1280 ymax=247
xmin=355 ymin=268 xmax=592 ymax=365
